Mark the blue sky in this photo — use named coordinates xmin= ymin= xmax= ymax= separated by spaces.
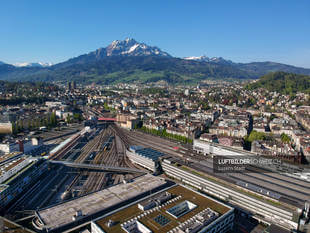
xmin=1 ymin=0 xmax=310 ymax=67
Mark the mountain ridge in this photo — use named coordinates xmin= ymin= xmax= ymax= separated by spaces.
xmin=53 ymin=38 xmax=170 ymax=69
xmin=184 ymin=55 xmax=233 ymax=65
xmin=1 ymin=38 xmax=310 ymax=83
xmin=14 ymin=62 xmax=53 ymax=67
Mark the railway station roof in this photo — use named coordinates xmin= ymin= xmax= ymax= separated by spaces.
xmin=34 ymin=174 xmax=167 ymax=231
xmin=129 ymin=146 xmax=165 ymax=161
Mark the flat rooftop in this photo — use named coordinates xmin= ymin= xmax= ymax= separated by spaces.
xmin=35 ymin=174 xmax=167 ymax=231
xmin=0 ymin=157 xmax=26 ymax=176
xmin=94 ymin=185 xmax=232 ymax=233
xmin=130 ymin=146 xmax=165 ymax=161
xmin=2 ymin=160 xmax=38 ymax=186
xmin=0 ymin=152 xmax=22 ymax=163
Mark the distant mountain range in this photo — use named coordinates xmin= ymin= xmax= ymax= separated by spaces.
xmin=1 ymin=38 xmax=310 ymax=84
xmin=183 ymin=55 xmax=233 ymax=65
xmin=0 ymin=61 xmax=53 ymax=67
xmin=14 ymin=62 xmax=53 ymax=68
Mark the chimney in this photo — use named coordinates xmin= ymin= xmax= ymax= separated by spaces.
xmin=18 ymin=140 xmax=24 ymax=153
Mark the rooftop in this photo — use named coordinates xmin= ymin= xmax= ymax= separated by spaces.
xmin=129 ymin=146 xmax=165 ymax=161
xmin=0 ymin=152 xmax=22 ymax=163
xmin=0 ymin=157 xmax=26 ymax=176
xmin=94 ymin=185 xmax=232 ymax=233
xmin=35 ymin=174 xmax=167 ymax=231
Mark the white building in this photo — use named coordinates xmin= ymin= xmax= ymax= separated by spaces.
xmin=193 ymin=139 xmax=248 ymax=156
xmin=161 ymin=158 xmax=298 ymax=230
xmin=126 ymin=146 xmax=164 ymax=172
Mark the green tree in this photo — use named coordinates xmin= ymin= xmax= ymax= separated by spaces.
xmin=66 ymin=115 xmax=72 ymax=123
xmin=12 ymin=122 xmax=18 ymax=134
xmin=246 ymin=130 xmax=267 ymax=142
xmin=27 ymin=120 xmax=32 ymax=130
xmin=18 ymin=119 xmax=24 ymax=131
xmin=50 ymin=112 xmax=57 ymax=126
xmin=73 ymin=113 xmax=83 ymax=122
xmin=281 ymin=133 xmax=291 ymax=143
xmin=36 ymin=118 xmax=40 ymax=129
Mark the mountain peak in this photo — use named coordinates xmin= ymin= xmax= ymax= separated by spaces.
xmin=111 ymin=38 xmax=135 ymax=43
xmin=183 ymin=55 xmax=233 ymax=65
xmin=183 ymin=55 xmax=208 ymax=61
xmin=104 ymin=38 xmax=170 ymax=57
xmin=60 ymin=38 xmax=171 ymax=67
xmin=125 ymin=37 xmax=136 ymax=43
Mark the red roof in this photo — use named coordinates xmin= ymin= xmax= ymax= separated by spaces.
xmin=98 ymin=117 xmax=116 ymax=121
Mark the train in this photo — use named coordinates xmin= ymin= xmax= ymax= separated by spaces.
xmin=48 ymin=127 xmax=92 ymax=160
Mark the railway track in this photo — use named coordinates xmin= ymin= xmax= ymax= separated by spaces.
xmin=110 ymin=124 xmax=131 ymax=149
xmin=64 ymin=128 xmax=108 ymax=195
xmin=80 ymin=128 xmax=118 ymax=194
xmin=122 ymin=128 xmax=310 ymax=205
xmin=64 ymin=124 xmax=140 ymax=196
xmin=82 ymin=125 xmax=139 ymax=193
xmin=75 ymin=129 xmax=106 ymax=163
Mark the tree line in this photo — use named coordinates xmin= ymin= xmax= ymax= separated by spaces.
xmin=137 ymin=126 xmax=193 ymax=144
xmin=12 ymin=112 xmax=57 ymax=134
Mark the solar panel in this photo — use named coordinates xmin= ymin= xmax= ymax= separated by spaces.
xmin=154 ymin=215 xmax=170 ymax=226
xmin=135 ymin=147 xmax=165 ymax=160
xmin=236 ymin=180 xmax=281 ymax=199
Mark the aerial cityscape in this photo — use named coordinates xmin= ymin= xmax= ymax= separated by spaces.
xmin=0 ymin=1 xmax=310 ymax=233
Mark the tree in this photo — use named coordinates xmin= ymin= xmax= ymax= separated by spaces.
xmin=281 ymin=133 xmax=291 ymax=143
xmin=12 ymin=122 xmax=18 ymax=134
xmin=247 ymin=130 xmax=267 ymax=142
xmin=50 ymin=112 xmax=57 ymax=126
xmin=27 ymin=120 xmax=32 ymax=130
xmin=66 ymin=115 xmax=72 ymax=123
xmin=43 ymin=118 xmax=48 ymax=127
xmin=36 ymin=118 xmax=41 ymax=129
xmin=73 ymin=113 xmax=83 ymax=122
xmin=18 ymin=119 xmax=24 ymax=131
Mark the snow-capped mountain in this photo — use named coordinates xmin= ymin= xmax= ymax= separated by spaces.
xmin=2 ymin=38 xmax=310 ymax=83
xmin=57 ymin=38 xmax=172 ymax=67
xmin=184 ymin=55 xmax=210 ymax=62
xmin=209 ymin=57 xmax=233 ymax=65
xmin=91 ymin=38 xmax=171 ymax=58
xmin=14 ymin=62 xmax=53 ymax=68
xmin=184 ymin=55 xmax=233 ymax=65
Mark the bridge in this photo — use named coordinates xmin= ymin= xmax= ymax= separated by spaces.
xmin=98 ymin=117 xmax=116 ymax=122
xmin=48 ymin=160 xmax=147 ymax=174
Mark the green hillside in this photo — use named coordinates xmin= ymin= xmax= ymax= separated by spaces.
xmin=0 ymin=56 xmax=252 ymax=84
xmin=245 ymin=71 xmax=310 ymax=94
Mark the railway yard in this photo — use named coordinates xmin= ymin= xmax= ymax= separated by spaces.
xmin=117 ymin=128 xmax=310 ymax=208
xmin=42 ymin=116 xmax=310 ymax=211
xmin=3 ymin=124 xmax=142 ymax=221
xmin=2 ymin=117 xmax=310 ymax=232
